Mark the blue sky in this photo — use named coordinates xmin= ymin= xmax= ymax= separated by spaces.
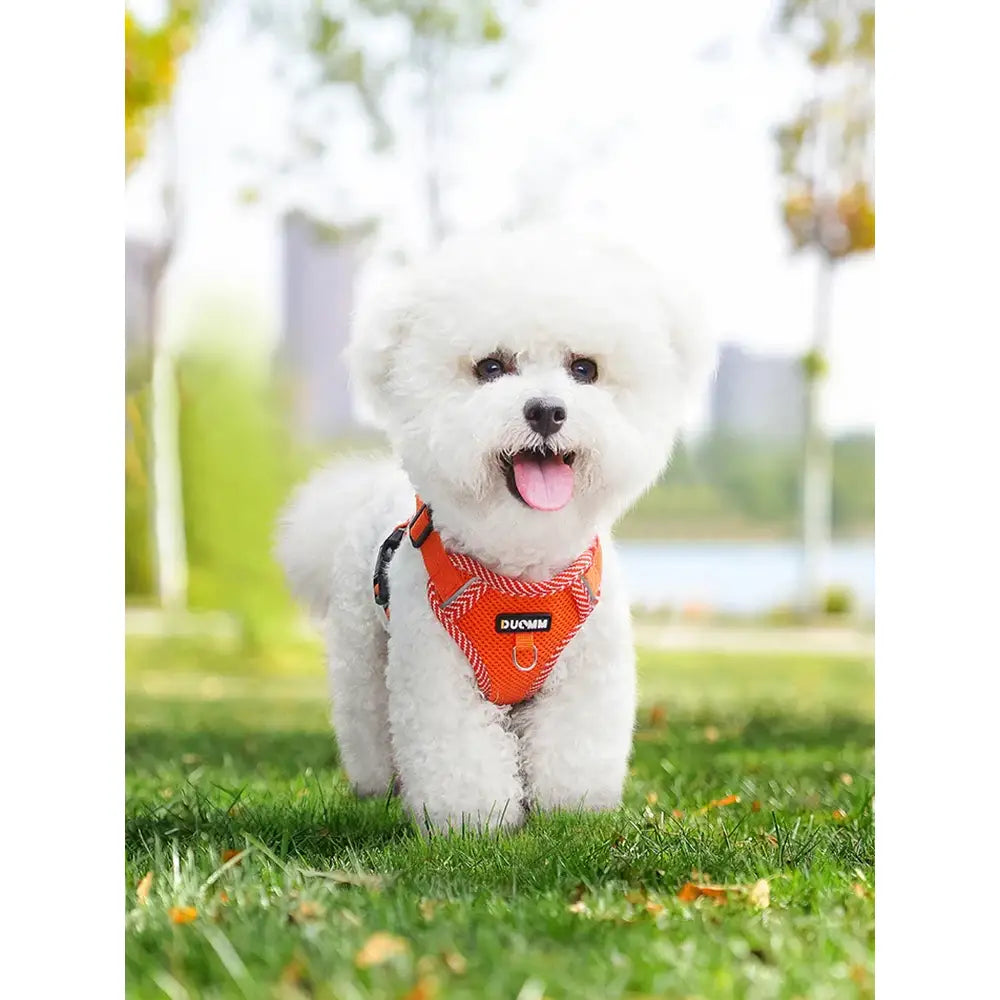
xmin=125 ymin=0 xmax=876 ymax=433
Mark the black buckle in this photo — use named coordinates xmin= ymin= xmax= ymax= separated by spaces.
xmin=409 ymin=504 xmax=433 ymax=548
xmin=373 ymin=526 xmax=405 ymax=608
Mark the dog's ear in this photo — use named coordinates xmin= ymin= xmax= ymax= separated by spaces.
xmin=661 ymin=286 xmax=719 ymax=418
xmin=344 ymin=260 xmax=413 ymax=429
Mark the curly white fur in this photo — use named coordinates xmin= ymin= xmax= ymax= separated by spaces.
xmin=276 ymin=226 xmax=716 ymax=834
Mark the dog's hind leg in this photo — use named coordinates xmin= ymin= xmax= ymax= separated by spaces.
xmin=325 ymin=611 xmax=395 ymax=798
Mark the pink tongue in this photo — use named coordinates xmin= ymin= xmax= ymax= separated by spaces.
xmin=512 ymin=453 xmax=575 ymax=511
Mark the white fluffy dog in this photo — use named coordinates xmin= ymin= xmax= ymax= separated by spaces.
xmin=276 ymin=227 xmax=715 ymax=834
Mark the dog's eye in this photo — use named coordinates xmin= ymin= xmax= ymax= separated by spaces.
xmin=568 ymin=357 xmax=599 ymax=384
xmin=474 ymin=357 xmax=507 ymax=382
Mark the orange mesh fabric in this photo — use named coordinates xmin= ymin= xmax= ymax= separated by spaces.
xmin=403 ymin=497 xmax=601 ymax=705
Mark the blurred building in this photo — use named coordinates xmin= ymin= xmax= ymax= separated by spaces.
xmin=710 ymin=344 xmax=805 ymax=440
xmin=279 ymin=212 xmax=360 ymax=441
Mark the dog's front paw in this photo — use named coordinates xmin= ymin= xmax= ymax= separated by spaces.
xmin=410 ymin=798 xmax=526 ymax=837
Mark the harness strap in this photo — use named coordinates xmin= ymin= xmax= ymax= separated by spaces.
xmin=408 ymin=497 xmax=468 ymax=604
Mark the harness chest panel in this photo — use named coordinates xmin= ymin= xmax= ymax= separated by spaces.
xmin=375 ymin=499 xmax=601 ymax=706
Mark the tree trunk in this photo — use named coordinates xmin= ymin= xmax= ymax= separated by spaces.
xmin=800 ymin=254 xmax=834 ymax=615
xmin=148 ymin=107 xmax=188 ymax=611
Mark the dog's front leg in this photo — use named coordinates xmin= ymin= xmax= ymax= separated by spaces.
xmin=385 ymin=551 xmax=526 ymax=834
xmin=517 ymin=585 xmax=637 ymax=814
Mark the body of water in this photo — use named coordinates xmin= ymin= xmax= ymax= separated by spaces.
xmin=617 ymin=539 xmax=874 ymax=615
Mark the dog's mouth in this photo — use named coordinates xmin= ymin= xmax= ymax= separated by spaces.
xmin=501 ymin=446 xmax=576 ymax=512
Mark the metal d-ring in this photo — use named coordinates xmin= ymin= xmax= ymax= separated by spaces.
xmin=512 ymin=642 xmax=538 ymax=672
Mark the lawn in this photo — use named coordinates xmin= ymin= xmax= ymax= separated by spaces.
xmin=125 ymin=636 xmax=874 ymax=1000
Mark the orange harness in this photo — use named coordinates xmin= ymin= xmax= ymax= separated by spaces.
xmin=374 ymin=498 xmax=602 ymax=706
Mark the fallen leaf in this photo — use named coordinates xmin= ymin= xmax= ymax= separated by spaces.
xmin=677 ymin=882 xmax=728 ymax=903
xmin=840 ymin=772 xmax=854 ymax=786
xmin=851 ymin=882 xmax=867 ymax=898
xmin=355 ymin=932 xmax=410 ymax=968
xmin=402 ymin=978 xmax=438 ymax=1000
xmin=290 ymin=900 xmax=325 ymax=924
xmin=645 ymin=792 xmax=658 ymax=805
xmin=280 ymin=958 xmax=307 ymax=987
xmin=832 ymin=809 xmax=848 ymax=822
xmin=301 ymin=869 xmax=387 ymax=890
xmin=168 ymin=906 xmax=198 ymax=925
xmin=136 ymin=872 xmax=153 ymax=905
xmin=748 ymin=879 xmax=770 ymax=908
xmin=442 ymin=950 xmax=468 ymax=975
xmin=217 ymin=891 xmax=230 ymax=904
xmin=644 ymin=900 xmax=665 ymax=915
xmin=751 ymin=800 xmax=762 ymax=813
xmin=849 ymin=964 xmax=870 ymax=987
xmin=220 ymin=849 xmax=242 ymax=864
xmin=649 ymin=704 xmax=667 ymax=727
xmin=704 ymin=725 xmax=720 ymax=743
xmin=697 ymin=793 xmax=741 ymax=814
xmin=671 ymin=808 xmax=684 ymax=819
xmin=763 ymin=833 xmax=779 ymax=847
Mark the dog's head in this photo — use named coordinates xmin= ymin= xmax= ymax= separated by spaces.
xmin=348 ymin=227 xmax=716 ymax=544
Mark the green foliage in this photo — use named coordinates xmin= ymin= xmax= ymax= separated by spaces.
xmin=125 ymin=384 xmax=156 ymax=597
xmin=822 ymin=585 xmax=854 ymax=616
xmin=175 ymin=346 xmax=307 ymax=643
xmin=125 ymin=2 xmax=198 ymax=171
xmin=773 ymin=1 xmax=875 ymax=260
xmin=126 ymin=641 xmax=873 ymax=998
xmin=619 ymin=433 xmax=875 ymax=539
xmin=830 ymin=433 xmax=875 ymax=531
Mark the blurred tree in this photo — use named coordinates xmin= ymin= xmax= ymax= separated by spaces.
xmin=124 ymin=1 xmax=204 ymax=609
xmin=125 ymin=2 xmax=197 ymax=173
xmin=773 ymin=0 xmax=874 ymax=612
xmin=249 ymin=0 xmax=533 ymax=245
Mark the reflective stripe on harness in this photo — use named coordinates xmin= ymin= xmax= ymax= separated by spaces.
xmin=373 ymin=496 xmax=601 ymax=705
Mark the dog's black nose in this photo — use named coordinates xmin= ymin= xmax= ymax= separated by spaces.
xmin=523 ymin=397 xmax=567 ymax=437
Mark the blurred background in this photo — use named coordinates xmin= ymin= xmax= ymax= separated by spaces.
xmin=124 ymin=0 xmax=874 ymax=652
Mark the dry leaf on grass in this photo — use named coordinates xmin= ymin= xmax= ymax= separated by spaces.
xmin=290 ymin=901 xmax=326 ymax=924
xmin=751 ymin=800 xmax=762 ymax=813
xmin=220 ymin=849 xmax=242 ymax=864
xmin=402 ymin=978 xmax=438 ymax=1000
xmin=703 ymin=725 xmax=720 ymax=743
xmin=696 ymin=793 xmax=740 ymax=815
xmin=832 ymin=809 xmax=848 ymax=822
xmin=677 ymin=882 xmax=729 ymax=903
xmin=302 ymin=869 xmax=386 ymax=890
xmin=671 ymin=808 xmax=685 ymax=819
xmin=851 ymin=882 xmax=868 ymax=899
xmin=168 ymin=906 xmax=198 ymax=924
xmin=442 ymin=951 xmax=468 ymax=975
xmin=677 ymin=879 xmax=771 ymax=908
xmin=136 ymin=872 xmax=153 ymax=905
xmin=645 ymin=792 xmax=658 ymax=805
xmin=840 ymin=772 xmax=854 ymax=786
xmin=747 ymin=879 xmax=770 ymax=909
xmin=648 ymin=704 xmax=667 ymax=727
xmin=355 ymin=932 xmax=410 ymax=968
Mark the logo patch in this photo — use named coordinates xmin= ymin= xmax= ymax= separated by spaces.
xmin=495 ymin=613 xmax=552 ymax=633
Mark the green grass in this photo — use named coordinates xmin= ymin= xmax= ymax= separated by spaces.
xmin=126 ymin=638 xmax=874 ymax=999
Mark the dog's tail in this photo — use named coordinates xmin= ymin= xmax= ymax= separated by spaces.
xmin=275 ymin=457 xmax=411 ymax=620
